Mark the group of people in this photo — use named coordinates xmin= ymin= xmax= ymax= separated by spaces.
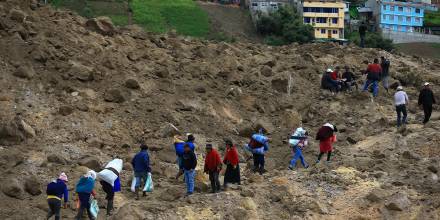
xmin=321 ymin=56 xmax=390 ymax=96
xmin=393 ymin=82 xmax=437 ymax=127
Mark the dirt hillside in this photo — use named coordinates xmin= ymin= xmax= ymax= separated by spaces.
xmin=1 ymin=1 xmax=440 ymax=220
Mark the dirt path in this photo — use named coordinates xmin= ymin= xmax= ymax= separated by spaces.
xmin=197 ymin=1 xmax=263 ymax=43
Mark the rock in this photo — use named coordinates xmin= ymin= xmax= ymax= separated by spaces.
xmin=240 ymin=189 xmax=255 ymax=197
xmin=237 ymin=124 xmax=255 ymax=138
xmin=159 ymin=186 xmax=182 ymax=201
xmin=85 ymin=17 xmax=116 ymax=36
xmin=232 ymin=207 xmax=251 ymax=220
xmin=20 ymin=120 xmax=35 ymax=138
xmin=68 ymin=61 xmax=94 ymax=82
xmin=160 ymin=123 xmax=180 ymax=138
xmin=24 ymin=176 xmax=42 ymax=196
xmin=76 ymin=103 xmax=89 ymax=112
xmin=111 ymin=204 xmax=142 ymax=220
xmin=365 ymin=189 xmax=385 ymax=203
xmin=260 ymin=65 xmax=273 ymax=77
xmin=125 ymin=79 xmax=140 ymax=89
xmin=154 ymin=66 xmax=169 ymax=78
xmin=9 ymin=9 xmax=27 ymax=22
xmin=195 ymin=86 xmax=206 ymax=93
xmin=347 ymin=136 xmax=357 ymax=144
xmin=428 ymin=165 xmax=438 ymax=174
xmin=59 ymin=105 xmax=74 ymax=116
xmin=13 ymin=65 xmax=35 ymax=79
xmin=0 ymin=117 xmax=28 ymax=145
xmin=241 ymin=198 xmax=257 ymax=210
xmin=254 ymin=119 xmax=275 ymax=134
xmin=271 ymin=78 xmax=289 ymax=93
xmin=47 ymin=154 xmax=67 ymax=165
xmin=2 ymin=179 xmax=24 ymax=200
xmin=78 ymin=157 xmax=101 ymax=171
xmin=87 ymin=138 xmax=104 ymax=149
xmin=283 ymin=110 xmax=302 ymax=129
xmin=402 ymin=150 xmax=421 ymax=160
xmin=104 ymin=89 xmax=125 ymax=103
xmin=123 ymin=162 xmax=132 ymax=171
xmin=385 ymin=193 xmax=411 ymax=211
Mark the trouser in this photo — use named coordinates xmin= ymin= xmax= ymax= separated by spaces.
xmin=184 ymin=169 xmax=195 ymax=194
xmin=134 ymin=171 xmax=148 ymax=188
xmin=252 ymin=153 xmax=265 ymax=172
xmin=360 ymin=36 xmax=365 ymax=48
xmin=396 ymin=104 xmax=407 ymax=127
xmin=342 ymin=81 xmax=357 ymax=91
xmin=423 ymin=104 xmax=433 ymax=124
xmin=317 ymin=151 xmax=332 ymax=162
xmin=208 ymin=171 xmax=221 ymax=192
xmin=100 ymin=181 xmax=114 ymax=215
xmin=75 ymin=194 xmax=94 ymax=220
xmin=363 ymin=79 xmax=379 ymax=97
xmin=47 ymin=198 xmax=61 ymax=220
xmin=382 ymin=76 xmax=389 ymax=91
xmin=290 ymin=147 xmax=308 ymax=168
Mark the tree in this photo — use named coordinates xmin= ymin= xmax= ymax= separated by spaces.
xmin=256 ymin=6 xmax=314 ymax=45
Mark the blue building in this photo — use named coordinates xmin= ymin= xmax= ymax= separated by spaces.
xmin=366 ymin=0 xmax=426 ymax=32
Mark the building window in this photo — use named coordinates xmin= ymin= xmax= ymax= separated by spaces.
xmin=304 ymin=17 xmax=311 ymax=23
xmin=398 ymin=7 xmax=403 ymax=12
xmin=382 ymin=14 xmax=386 ymax=20
xmin=261 ymin=2 xmax=268 ymax=6
xmin=251 ymin=2 xmax=258 ymax=7
xmin=406 ymin=7 xmax=411 ymax=13
xmin=390 ymin=15 xmax=394 ymax=21
xmin=406 ymin=17 xmax=411 ymax=22
xmin=317 ymin=17 xmax=327 ymax=23
xmin=399 ymin=16 xmax=403 ymax=22
xmin=332 ymin=18 xmax=338 ymax=24
xmin=415 ymin=8 xmax=420 ymax=13
xmin=332 ymin=30 xmax=338 ymax=34
xmin=390 ymin=6 xmax=395 ymax=11
xmin=382 ymin=5 xmax=386 ymax=10
xmin=415 ymin=17 xmax=420 ymax=23
xmin=321 ymin=29 xmax=326 ymax=34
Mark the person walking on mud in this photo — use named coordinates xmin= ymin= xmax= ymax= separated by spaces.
xmin=46 ymin=173 xmax=69 ymax=220
xmin=245 ymin=129 xmax=269 ymax=175
xmin=182 ymin=144 xmax=197 ymax=196
xmin=419 ymin=82 xmax=436 ymax=124
xmin=394 ymin=86 xmax=409 ymax=127
xmin=316 ymin=123 xmax=337 ymax=164
xmin=288 ymin=127 xmax=309 ymax=170
xmin=362 ymin=58 xmax=382 ymax=97
xmin=223 ymin=139 xmax=240 ymax=189
xmin=131 ymin=143 xmax=151 ymax=200
xmin=75 ymin=170 xmax=97 ymax=220
xmin=204 ymin=143 xmax=222 ymax=193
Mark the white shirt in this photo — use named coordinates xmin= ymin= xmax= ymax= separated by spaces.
xmin=394 ymin=91 xmax=409 ymax=106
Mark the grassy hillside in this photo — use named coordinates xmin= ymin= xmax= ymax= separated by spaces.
xmin=396 ymin=43 xmax=440 ymax=59
xmin=51 ymin=0 xmax=210 ymax=37
xmin=424 ymin=11 xmax=440 ymax=26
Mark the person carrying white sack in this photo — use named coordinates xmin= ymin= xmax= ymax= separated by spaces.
xmin=97 ymin=158 xmax=122 ymax=216
xmin=131 ymin=143 xmax=151 ymax=200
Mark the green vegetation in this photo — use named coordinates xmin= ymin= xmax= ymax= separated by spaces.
xmin=347 ymin=31 xmax=394 ymax=51
xmin=51 ymin=0 xmax=210 ymax=37
xmin=256 ymin=6 xmax=314 ymax=45
xmin=424 ymin=11 xmax=440 ymax=26
xmin=349 ymin=6 xmax=359 ymax=20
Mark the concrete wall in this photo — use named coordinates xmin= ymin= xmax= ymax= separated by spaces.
xmin=382 ymin=30 xmax=440 ymax=43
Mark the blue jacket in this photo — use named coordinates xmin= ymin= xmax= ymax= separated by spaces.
xmin=245 ymin=142 xmax=269 ymax=155
xmin=46 ymin=179 xmax=69 ymax=202
xmin=186 ymin=141 xmax=196 ymax=152
xmin=131 ymin=150 xmax=151 ymax=173
xmin=75 ymin=176 xmax=95 ymax=194
xmin=175 ymin=141 xmax=185 ymax=156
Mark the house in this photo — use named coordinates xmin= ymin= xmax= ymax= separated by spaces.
xmin=249 ymin=0 xmax=291 ymax=14
xmin=366 ymin=0 xmax=432 ymax=33
xmin=300 ymin=0 xmax=346 ymax=39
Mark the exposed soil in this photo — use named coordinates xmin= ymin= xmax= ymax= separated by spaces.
xmin=396 ymin=43 xmax=440 ymax=60
xmin=1 ymin=1 xmax=440 ymax=220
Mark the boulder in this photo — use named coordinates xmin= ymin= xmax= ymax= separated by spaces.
xmin=78 ymin=157 xmax=101 ymax=171
xmin=271 ymin=78 xmax=289 ymax=93
xmin=232 ymin=207 xmax=252 ymax=220
xmin=68 ymin=62 xmax=94 ymax=82
xmin=13 ymin=65 xmax=35 ymax=79
xmin=24 ymin=176 xmax=42 ymax=196
xmin=125 ymin=79 xmax=140 ymax=89
xmin=260 ymin=65 xmax=273 ymax=77
xmin=159 ymin=186 xmax=182 ymax=201
xmin=0 ymin=117 xmax=32 ymax=145
xmin=47 ymin=154 xmax=67 ymax=165
xmin=402 ymin=150 xmax=421 ymax=160
xmin=428 ymin=165 xmax=438 ymax=174
xmin=85 ymin=17 xmax=116 ymax=36
xmin=104 ymin=89 xmax=125 ymax=103
xmin=254 ymin=119 xmax=275 ymax=134
xmin=154 ymin=66 xmax=170 ymax=78
xmin=59 ymin=105 xmax=74 ymax=116
xmin=241 ymin=198 xmax=257 ymax=210
xmin=283 ymin=110 xmax=302 ymax=129
xmin=194 ymin=86 xmax=206 ymax=93
xmin=9 ymin=9 xmax=27 ymax=22
xmin=2 ymin=179 xmax=24 ymax=199
xmin=111 ymin=204 xmax=142 ymax=220
xmin=347 ymin=136 xmax=358 ymax=144
xmin=365 ymin=189 xmax=385 ymax=203
xmin=385 ymin=193 xmax=411 ymax=211
xmin=240 ymin=188 xmax=255 ymax=197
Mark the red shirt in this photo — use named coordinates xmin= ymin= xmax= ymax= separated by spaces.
xmin=330 ymin=71 xmax=339 ymax=80
xmin=366 ymin=63 xmax=382 ymax=74
xmin=319 ymin=135 xmax=336 ymax=153
xmin=204 ymin=149 xmax=222 ymax=172
xmin=223 ymin=146 xmax=239 ymax=166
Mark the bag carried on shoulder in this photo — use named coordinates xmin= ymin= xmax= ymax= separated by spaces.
xmin=248 ymin=134 xmax=267 ymax=149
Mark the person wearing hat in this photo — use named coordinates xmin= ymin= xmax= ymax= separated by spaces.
xmin=75 ymin=170 xmax=97 ymax=220
xmin=204 ymin=143 xmax=222 ymax=193
xmin=419 ymin=82 xmax=436 ymax=124
xmin=362 ymin=58 xmax=382 ymax=97
xmin=182 ymin=143 xmax=197 ymax=196
xmin=223 ymin=139 xmax=240 ymax=189
xmin=131 ymin=143 xmax=151 ymax=200
xmin=394 ymin=86 xmax=409 ymax=127
xmin=46 ymin=172 xmax=69 ymax=220
xmin=315 ymin=123 xmax=337 ymax=164
xmin=321 ymin=68 xmax=340 ymax=94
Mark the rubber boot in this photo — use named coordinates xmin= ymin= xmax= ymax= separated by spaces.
xmin=106 ymin=199 xmax=113 ymax=216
